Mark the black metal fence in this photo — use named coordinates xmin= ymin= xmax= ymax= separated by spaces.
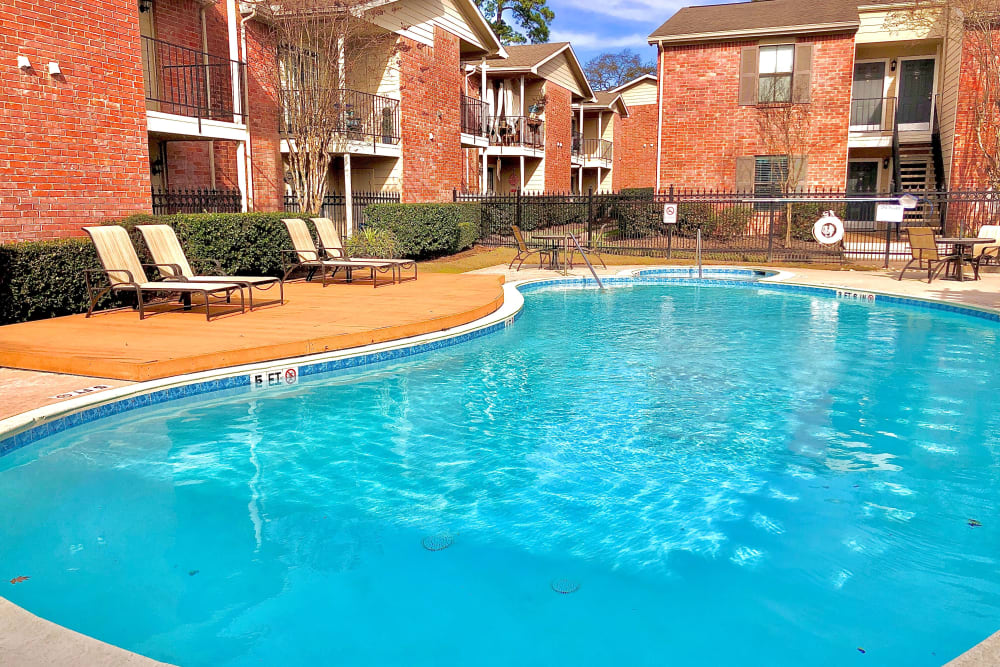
xmin=141 ymin=36 xmax=246 ymax=125
xmin=284 ymin=191 xmax=401 ymax=238
xmin=152 ymin=188 xmax=242 ymax=215
xmin=456 ymin=188 xmax=1000 ymax=265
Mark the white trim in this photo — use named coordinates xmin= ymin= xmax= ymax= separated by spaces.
xmin=146 ymin=111 xmax=249 ymax=142
xmin=655 ymin=43 xmax=664 ymax=193
xmin=896 ymin=55 xmax=938 ymax=132
xmin=849 ymin=58 xmax=891 ymax=132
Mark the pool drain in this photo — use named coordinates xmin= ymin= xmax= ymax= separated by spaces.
xmin=421 ymin=534 xmax=454 ymax=551
xmin=550 ymin=578 xmax=580 ymax=594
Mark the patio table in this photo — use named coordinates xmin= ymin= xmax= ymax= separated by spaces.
xmin=934 ymin=238 xmax=994 ymax=282
xmin=533 ymin=233 xmax=580 ymax=273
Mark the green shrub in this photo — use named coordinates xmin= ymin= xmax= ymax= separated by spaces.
xmin=362 ymin=203 xmax=480 ymax=259
xmin=0 ymin=212 xmax=294 ymax=325
xmin=782 ymin=202 xmax=849 ymax=242
xmin=677 ymin=202 xmax=753 ymax=239
xmin=345 ymin=227 xmax=400 ymax=259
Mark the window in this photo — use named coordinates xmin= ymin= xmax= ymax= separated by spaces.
xmin=754 ymin=156 xmax=788 ymax=210
xmin=758 ymin=45 xmax=794 ymax=104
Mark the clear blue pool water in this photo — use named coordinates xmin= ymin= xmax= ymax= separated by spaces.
xmin=3 ymin=282 xmax=1000 ymax=666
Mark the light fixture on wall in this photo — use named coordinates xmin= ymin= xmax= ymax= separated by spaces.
xmin=138 ymin=0 xmax=153 ymax=12
xmin=883 ymin=157 xmax=891 ymax=170
xmin=47 ymin=62 xmax=61 ymax=76
xmin=150 ymin=156 xmax=165 ymax=176
xmin=17 ymin=55 xmax=31 ymax=70
xmin=890 ymin=59 xmax=898 ymax=72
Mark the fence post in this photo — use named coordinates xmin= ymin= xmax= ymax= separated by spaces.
xmin=883 ymin=216 xmax=892 ymax=269
xmin=587 ymin=187 xmax=594 ymax=224
xmin=667 ymin=185 xmax=674 ymax=260
xmin=515 ymin=189 xmax=522 ymax=237
xmin=767 ymin=205 xmax=775 ymax=263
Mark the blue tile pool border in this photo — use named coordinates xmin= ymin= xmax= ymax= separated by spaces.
xmin=3 ymin=269 xmax=998 ymax=458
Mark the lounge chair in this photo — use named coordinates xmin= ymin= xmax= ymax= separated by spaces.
xmin=83 ymin=226 xmax=245 ymax=321
xmin=310 ymin=217 xmax=417 ymax=283
xmin=567 ymin=219 xmax=609 ymax=269
xmin=898 ymin=227 xmax=960 ymax=283
xmin=509 ymin=225 xmax=553 ymax=270
xmin=137 ymin=224 xmax=283 ymax=310
xmin=281 ymin=218 xmax=395 ymax=288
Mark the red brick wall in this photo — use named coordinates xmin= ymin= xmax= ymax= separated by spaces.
xmin=617 ymin=103 xmax=657 ymax=189
xmin=244 ymin=19 xmax=284 ymax=210
xmin=544 ymin=82 xmax=572 ymax=192
xmin=0 ymin=0 xmax=151 ymax=241
xmin=657 ymin=33 xmax=855 ymax=191
xmin=611 ymin=112 xmax=624 ymax=191
xmin=950 ymin=26 xmax=998 ymax=190
xmin=400 ymin=27 xmax=464 ymax=202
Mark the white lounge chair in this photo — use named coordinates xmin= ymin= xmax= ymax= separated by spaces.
xmin=281 ymin=218 xmax=395 ymax=288
xmin=310 ymin=217 xmax=417 ymax=284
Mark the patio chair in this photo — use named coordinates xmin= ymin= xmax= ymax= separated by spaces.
xmin=83 ymin=226 xmax=245 ymax=321
xmin=974 ymin=225 xmax=1000 ymax=266
xmin=310 ymin=217 xmax=417 ymax=283
xmin=281 ymin=218 xmax=395 ymax=288
xmin=508 ymin=225 xmax=553 ymax=271
xmin=137 ymin=224 xmax=283 ymax=310
xmin=567 ymin=219 xmax=609 ymax=270
xmin=897 ymin=227 xmax=959 ymax=283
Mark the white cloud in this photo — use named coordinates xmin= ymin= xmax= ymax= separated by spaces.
xmin=550 ymin=30 xmax=652 ymax=49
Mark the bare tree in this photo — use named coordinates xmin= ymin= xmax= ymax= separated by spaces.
xmin=888 ymin=0 xmax=999 ymax=188
xmin=252 ymin=0 xmax=402 ymax=214
xmin=755 ymin=99 xmax=813 ymax=246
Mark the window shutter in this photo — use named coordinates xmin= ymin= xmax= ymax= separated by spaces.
xmin=736 ymin=156 xmax=756 ymax=192
xmin=739 ymin=46 xmax=759 ymax=106
xmin=789 ymin=156 xmax=808 ymax=191
xmin=792 ymin=43 xmax=813 ymax=103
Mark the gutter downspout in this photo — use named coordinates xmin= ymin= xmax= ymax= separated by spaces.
xmin=239 ymin=3 xmax=257 ymax=211
xmin=655 ymin=40 xmax=665 ymax=194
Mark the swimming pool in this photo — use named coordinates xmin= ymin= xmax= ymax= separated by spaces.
xmin=2 ymin=276 xmax=999 ymax=665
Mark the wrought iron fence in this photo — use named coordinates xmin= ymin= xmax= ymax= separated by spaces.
xmin=456 ymin=188 xmax=1000 ymax=265
xmin=281 ymin=88 xmax=400 ymax=146
xmin=141 ymin=36 xmax=246 ymax=125
xmin=461 ymin=94 xmax=488 ymax=137
xmin=284 ymin=191 xmax=401 ymax=238
xmin=152 ymin=188 xmax=242 ymax=215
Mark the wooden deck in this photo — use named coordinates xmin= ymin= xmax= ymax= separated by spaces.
xmin=0 ymin=274 xmax=505 ymax=382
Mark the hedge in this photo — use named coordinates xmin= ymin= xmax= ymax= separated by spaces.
xmin=0 ymin=212 xmax=292 ymax=325
xmin=362 ymin=202 xmax=481 ymax=259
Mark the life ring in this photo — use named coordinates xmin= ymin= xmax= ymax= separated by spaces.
xmin=813 ymin=211 xmax=845 ymax=245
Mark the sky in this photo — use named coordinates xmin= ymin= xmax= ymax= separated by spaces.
xmin=546 ymin=0 xmax=738 ymax=66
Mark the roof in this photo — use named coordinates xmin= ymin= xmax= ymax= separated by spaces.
xmin=648 ymin=0 xmax=862 ymax=44
xmin=483 ymin=42 xmax=569 ymax=69
xmin=574 ymin=91 xmax=629 ymax=117
xmin=482 ymin=43 xmax=595 ymax=101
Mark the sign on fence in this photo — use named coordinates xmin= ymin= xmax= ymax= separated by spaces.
xmin=876 ymin=204 xmax=905 ymax=223
xmin=663 ymin=203 xmax=678 ymax=224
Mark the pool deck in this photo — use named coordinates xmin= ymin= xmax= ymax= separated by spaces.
xmin=3 ymin=262 xmax=1000 ymax=667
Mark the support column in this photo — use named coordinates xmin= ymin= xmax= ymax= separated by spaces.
xmin=344 ymin=153 xmax=354 ymax=235
xmin=578 ymin=165 xmax=583 ymax=193
xmin=227 ymin=0 xmax=249 ymax=211
xmin=519 ymin=155 xmax=525 ymax=193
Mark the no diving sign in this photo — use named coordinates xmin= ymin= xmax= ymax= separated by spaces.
xmin=663 ymin=203 xmax=678 ymax=224
xmin=249 ymin=366 xmax=299 ymax=391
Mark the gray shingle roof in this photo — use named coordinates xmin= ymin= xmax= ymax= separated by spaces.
xmin=649 ymin=0 xmax=861 ymax=42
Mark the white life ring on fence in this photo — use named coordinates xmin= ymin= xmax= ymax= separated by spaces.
xmin=813 ymin=211 xmax=845 ymax=245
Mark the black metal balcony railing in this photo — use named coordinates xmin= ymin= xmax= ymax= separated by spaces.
xmin=461 ymin=94 xmax=488 ymax=137
xmin=151 ymin=188 xmax=242 ymax=215
xmin=571 ymin=131 xmax=582 ymax=156
xmin=142 ymin=36 xmax=246 ymax=124
xmin=580 ymin=138 xmax=613 ymax=162
xmin=281 ymin=88 xmax=400 ymax=145
xmin=490 ymin=116 xmax=544 ymax=149
xmin=849 ymin=95 xmax=937 ymax=132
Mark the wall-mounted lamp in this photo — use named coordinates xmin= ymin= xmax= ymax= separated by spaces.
xmin=890 ymin=59 xmax=898 ymax=72
xmin=47 ymin=61 xmax=61 ymax=76
xmin=17 ymin=55 xmax=31 ymax=70
xmin=150 ymin=156 xmax=165 ymax=176
xmin=883 ymin=157 xmax=891 ymax=170
xmin=138 ymin=0 xmax=154 ymax=12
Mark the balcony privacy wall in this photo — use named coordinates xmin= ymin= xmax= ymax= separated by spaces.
xmin=0 ymin=0 xmax=151 ymax=241
xmin=544 ymin=82 xmax=573 ymax=192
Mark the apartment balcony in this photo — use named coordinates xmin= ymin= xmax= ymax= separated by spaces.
xmin=141 ymin=35 xmax=248 ymax=141
xmin=280 ymin=88 xmax=401 ymax=157
xmin=461 ymin=94 xmax=489 ymax=148
xmin=579 ymin=138 xmax=613 ymax=167
xmin=486 ymin=116 xmax=545 ymax=157
xmin=848 ymin=95 xmax=937 ymax=148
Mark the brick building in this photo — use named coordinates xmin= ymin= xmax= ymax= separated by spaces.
xmin=608 ymin=74 xmax=659 ymax=191
xmin=571 ymin=92 xmax=628 ymax=193
xmin=474 ymin=43 xmax=594 ymax=193
xmin=647 ymin=0 xmax=997 ymax=210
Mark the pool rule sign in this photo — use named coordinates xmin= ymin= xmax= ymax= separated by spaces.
xmin=663 ymin=203 xmax=678 ymax=224
xmin=249 ymin=365 xmax=299 ymax=391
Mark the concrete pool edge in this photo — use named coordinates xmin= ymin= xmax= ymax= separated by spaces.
xmin=3 ymin=265 xmax=1000 ymax=667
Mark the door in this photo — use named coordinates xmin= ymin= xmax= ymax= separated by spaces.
xmin=139 ymin=7 xmax=159 ymax=111
xmin=851 ymin=62 xmax=886 ymax=129
xmin=846 ymin=161 xmax=879 ymax=227
xmin=897 ymin=59 xmax=935 ymax=130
